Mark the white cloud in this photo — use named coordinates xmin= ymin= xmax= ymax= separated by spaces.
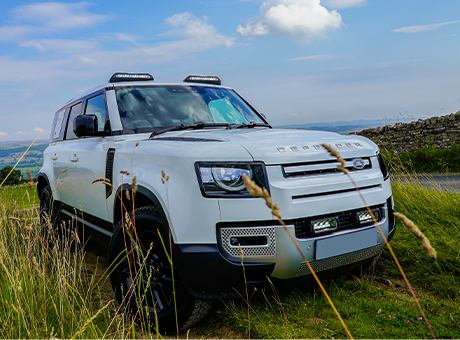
xmin=0 ymin=132 xmax=7 ymax=137
xmin=116 ymin=33 xmax=139 ymax=44
xmin=34 ymin=127 xmax=46 ymax=134
xmin=20 ymin=41 xmax=48 ymax=53
xmin=15 ymin=131 xmax=26 ymax=135
xmin=290 ymin=54 xmax=338 ymax=61
xmin=237 ymin=0 xmax=342 ymax=40
xmin=164 ymin=13 xmax=235 ymax=47
xmin=12 ymin=2 xmax=110 ymax=30
xmin=394 ymin=21 xmax=459 ymax=33
xmin=0 ymin=25 xmax=32 ymax=42
xmin=21 ymin=39 xmax=98 ymax=54
xmin=321 ymin=0 xmax=367 ymax=9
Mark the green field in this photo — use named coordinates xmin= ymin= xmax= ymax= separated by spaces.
xmin=0 ymin=171 xmax=459 ymax=338
xmin=199 ymin=179 xmax=460 ymax=339
xmin=0 ymin=141 xmax=48 ymax=178
xmin=0 ymin=185 xmax=39 ymax=209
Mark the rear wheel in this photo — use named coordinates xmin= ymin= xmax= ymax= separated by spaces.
xmin=108 ymin=206 xmax=213 ymax=334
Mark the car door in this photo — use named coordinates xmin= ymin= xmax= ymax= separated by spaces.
xmin=56 ymin=92 xmax=110 ymax=223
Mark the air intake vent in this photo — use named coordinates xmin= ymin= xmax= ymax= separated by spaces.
xmin=105 ymin=148 xmax=115 ymax=198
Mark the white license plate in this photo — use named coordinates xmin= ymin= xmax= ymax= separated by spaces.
xmin=315 ymin=227 xmax=377 ymax=260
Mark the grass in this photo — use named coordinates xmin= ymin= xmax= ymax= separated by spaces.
xmin=383 ymin=144 xmax=460 ymax=173
xmin=203 ymin=178 xmax=460 ymax=339
xmin=0 ymin=184 xmax=40 ymax=209
xmin=1 ymin=160 xmax=460 ymax=338
xmin=0 ymin=187 xmax=134 ymax=339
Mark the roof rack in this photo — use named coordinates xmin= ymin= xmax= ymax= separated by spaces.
xmin=109 ymin=72 xmax=154 ymax=83
xmin=183 ymin=75 xmax=221 ymax=85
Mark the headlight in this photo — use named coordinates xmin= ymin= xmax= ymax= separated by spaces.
xmin=195 ymin=162 xmax=268 ymax=198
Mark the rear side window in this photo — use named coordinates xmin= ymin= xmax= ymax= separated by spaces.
xmin=85 ymin=93 xmax=108 ymax=132
xmin=65 ymin=102 xmax=83 ymax=140
xmin=50 ymin=109 xmax=66 ymax=141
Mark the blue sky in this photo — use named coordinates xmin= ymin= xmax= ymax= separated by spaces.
xmin=0 ymin=0 xmax=459 ymax=140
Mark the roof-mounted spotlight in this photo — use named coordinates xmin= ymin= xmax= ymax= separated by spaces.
xmin=109 ymin=72 xmax=154 ymax=83
xmin=183 ymin=75 xmax=221 ymax=85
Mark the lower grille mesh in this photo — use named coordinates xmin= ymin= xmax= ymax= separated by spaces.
xmin=296 ymin=244 xmax=382 ymax=276
xmin=220 ymin=226 xmax=276 ymax=258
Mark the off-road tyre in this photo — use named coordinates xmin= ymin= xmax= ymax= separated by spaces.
xmin=108 ymin=206 xmax=214 ymax=334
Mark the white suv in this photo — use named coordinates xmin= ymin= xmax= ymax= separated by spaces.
xmin=38 ymin=73 xmax=395 ymax=333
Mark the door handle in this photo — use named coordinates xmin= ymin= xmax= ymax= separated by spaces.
xmin=70 ymin=154 xmax=78 ymax=162
xmin=51 ymin=154 xmax=58 ymax=160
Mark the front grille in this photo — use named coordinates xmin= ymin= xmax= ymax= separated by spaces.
xmin=282 ymin=157 xmax=372 ymax=178
xmin=294 ymin=205 xmax=385 ymax=239
xmin=217 ymin=204 xmax=385 ymax=243
xmin=296 ymin=244 xmax=382 ymax=276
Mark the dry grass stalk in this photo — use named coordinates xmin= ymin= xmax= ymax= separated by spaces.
xmin=161 ymin=170 xmax=170 ymax=184
xmin=26 ymin=169 xmax=34 ymax=190
xmin=242 ymin=174 xmax=353 ymax=339
xmin=321 ymin=144 xmax=349 ymax=174
xmin=323 ymin=143 xmax=436 ymax=339
xmin=132 ymin=176 xmax=138 ymax=196
xmin=238 ymin=245 xmax=251 ymax=339
xmin=394 ymin=212 xmax=437 ymax=261
xmin=242 ymin=174 xmax=281 ymax=219
xmin=0 ymin=134 xmax=40 ymax=188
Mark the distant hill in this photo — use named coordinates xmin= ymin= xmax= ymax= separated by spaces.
xmin=276 ymin=117 xmax=421 ymax=134
xmin=0 ymin=140 xmax=49 ymax=178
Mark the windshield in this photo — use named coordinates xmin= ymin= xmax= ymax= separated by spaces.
xmin=115 ymin=85 xmax=265 ymax=133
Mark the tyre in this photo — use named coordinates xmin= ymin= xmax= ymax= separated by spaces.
xmin=40 ymin=184 xmax=66 ymax=244
xmin=108 ymin=206 xmax=213 ymax=334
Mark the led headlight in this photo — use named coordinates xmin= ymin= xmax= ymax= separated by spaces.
xmin=196 ymin=162 xmax=268 ymax=198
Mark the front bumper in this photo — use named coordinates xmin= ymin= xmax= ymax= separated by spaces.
xmin=176 ymin=198 xmax=395 ymax=298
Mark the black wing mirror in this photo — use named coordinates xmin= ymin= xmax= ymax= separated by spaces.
xmin=74 ymin=114 xmax=110 ymax=137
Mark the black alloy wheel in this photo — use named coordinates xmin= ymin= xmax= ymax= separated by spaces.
xmin=108 ymin=206 xmax=213 ymax=334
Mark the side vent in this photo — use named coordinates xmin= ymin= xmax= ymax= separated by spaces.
xmin=105 ymin=148 xmax=115 ymax=198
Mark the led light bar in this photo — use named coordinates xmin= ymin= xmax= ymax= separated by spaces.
xmin=356 ymin=209 xmax=381 ymax=225
xmin=183 ymin=75 xmax=221 ymax=85
xmin=311 ymin=217 xmax=338 ymax=234
xmin=109 ymin=72 xmax=154 ymax=83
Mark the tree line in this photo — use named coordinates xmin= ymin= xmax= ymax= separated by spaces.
xmin=0 ymin=166 xmax=30 ymax=186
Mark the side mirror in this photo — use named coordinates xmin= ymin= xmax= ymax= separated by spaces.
xmin=74 ymin=114 xmax=110 ymax=137
xmin=74 ymin=114 xmax=97 ymax=137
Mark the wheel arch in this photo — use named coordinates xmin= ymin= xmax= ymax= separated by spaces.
xmin=37 ymin=172 xmax=50 ymax=198
xmin=113 ymin=184 xmax=170 ymax=237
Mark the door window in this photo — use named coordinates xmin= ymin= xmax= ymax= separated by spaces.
xmin=65 ymin=102 xmax=83 ymax=140
xmin=85 ymin=94 xmax=108 ymax=132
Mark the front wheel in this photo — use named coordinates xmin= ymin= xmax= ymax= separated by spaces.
xmin=108 ymin=206 xmax=213 ymax=334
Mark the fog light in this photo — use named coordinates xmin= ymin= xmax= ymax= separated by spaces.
xmin=356 ymin=209 xmax=380 ymax=225
xmin=230 ymin=236 xmax=267 ymax=246
xmin=311 ymin=217 xmax=338 ymax=234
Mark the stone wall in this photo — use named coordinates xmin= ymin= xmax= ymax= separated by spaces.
xmin=353 ymin=110 xmax=460 ymax=153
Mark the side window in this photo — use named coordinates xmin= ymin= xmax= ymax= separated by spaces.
xmin=50 ymin=109 xmax=66 ymax=141
xmin=65 ymin=102 xmax=83 ymax=140
xmin=85 ymin=93 xmax=108 ymax=132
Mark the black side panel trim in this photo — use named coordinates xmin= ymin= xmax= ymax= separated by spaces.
xmin=59 ymin=201 xmax=113 ymax=232
xmin=105 ymin=148 xmax=115 ymax=198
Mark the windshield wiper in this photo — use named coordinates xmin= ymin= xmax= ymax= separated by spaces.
xmin=231 ymin=122 xmax=271 ymax=129
xmin=149 ymin=122 xmax=230 ymax=138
